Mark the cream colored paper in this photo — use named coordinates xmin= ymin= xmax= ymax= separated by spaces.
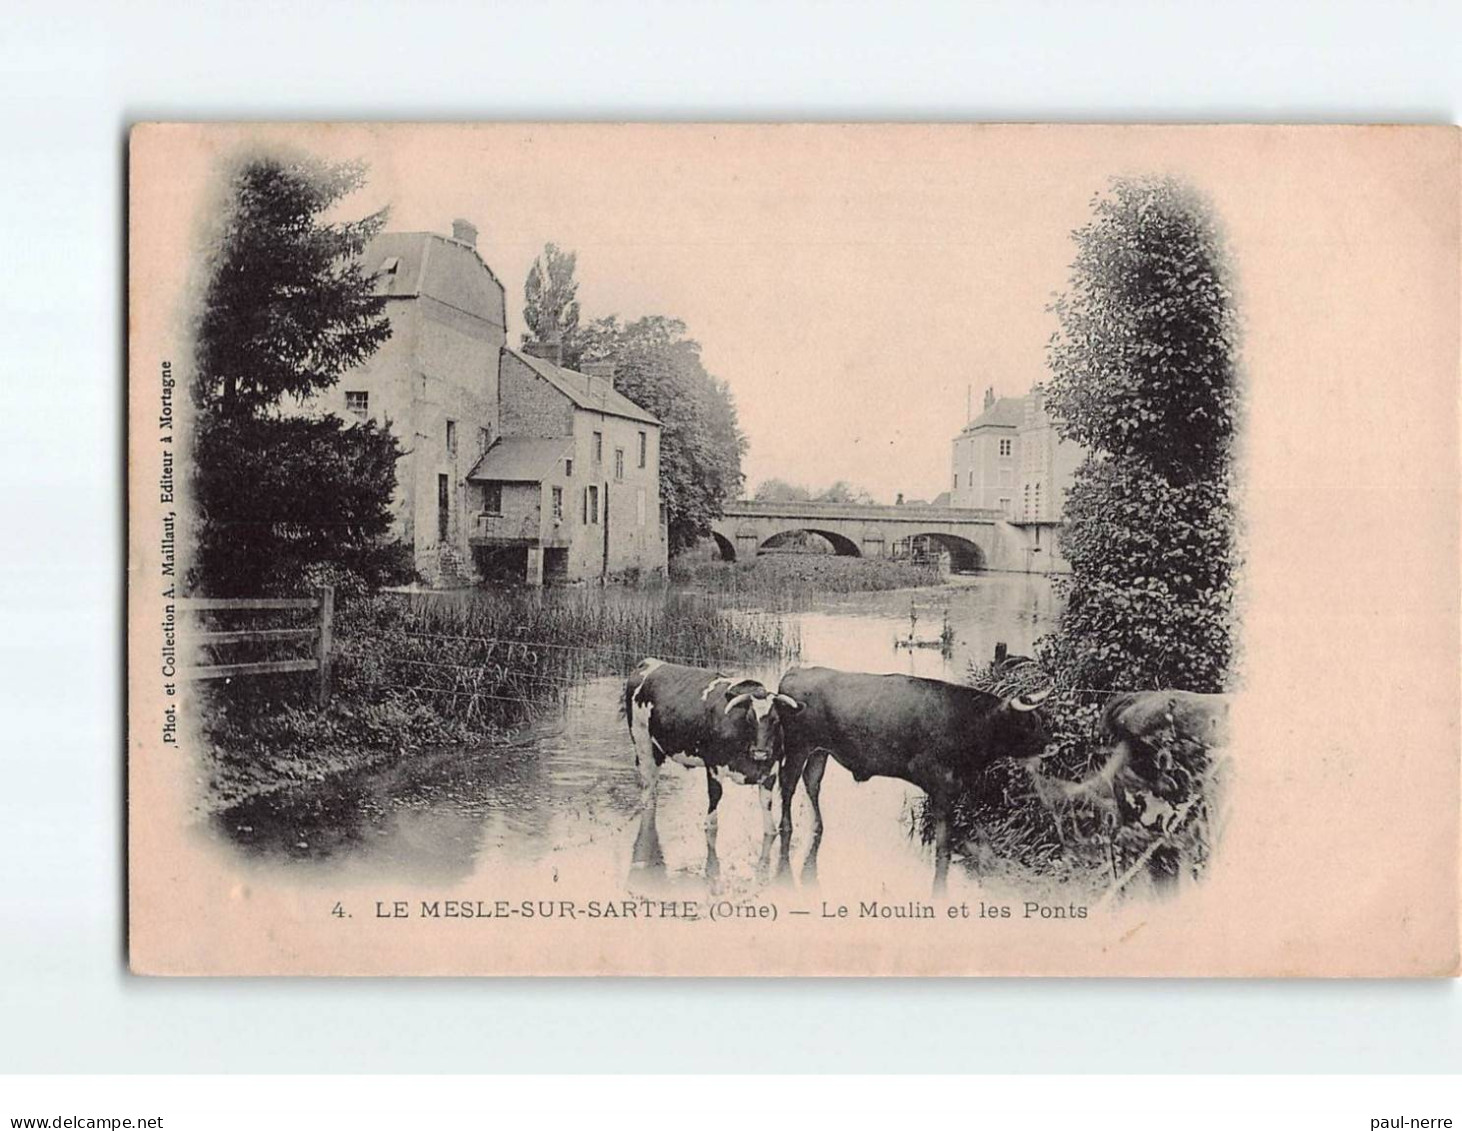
xmin=128 ymin=123 xmax=1459 ymax=976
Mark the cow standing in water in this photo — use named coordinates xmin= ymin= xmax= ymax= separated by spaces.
xmin=624 ymin=658 xmax=801 ymax=840
xmin=776 ymin=666 xmax=1052 ymax=892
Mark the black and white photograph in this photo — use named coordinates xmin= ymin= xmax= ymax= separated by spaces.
xmin=126 ymin=123 xmax=1457 ymax=977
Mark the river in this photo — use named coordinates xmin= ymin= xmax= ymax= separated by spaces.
xmin=218 ymin=573 xmax=1062 ymax=899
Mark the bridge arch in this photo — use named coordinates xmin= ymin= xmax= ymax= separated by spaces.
xmin=758 ymin=527 xmax=862 ymax=557
xmin=907 ymin=532 xmax=986 ymax=572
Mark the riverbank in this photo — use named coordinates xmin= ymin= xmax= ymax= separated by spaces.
xmin=199 ymin=587 xmax=801 ymax=813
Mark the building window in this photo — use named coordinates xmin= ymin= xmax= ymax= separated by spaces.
xmin=1023 ymin=483 xmax=1031 ymax=520
xmin=999 ymin=496 xmax=1012 ymax=516
xmin=967 ymin=471 xmax=973 ymax=487
xmin=345 ymin=391 xmax=368 ymax=422
xmin=592 ymin=431 xmax=603 ymax=463
xmin=614 ymin=447 xmax=625 ymax=481
xmin=659 ymin=502 xmax=668 ymax=529
xmin=477 ymin=427 xmax=491 ymax=457
xmin=551 ymin=486 xmax=564 ymax=521
xmin=446 ymin=420 xmax=457 ymax=458
xmin=953 ymin=474 xmax=958 ymax=490
xmin=638 ymin=431 xmax=647 ymax=468
xmin=636 ymin=487 xmax=647 ymax=527
xmin=564 ymin=457 xmax=573 ymax=478
xmin=999 ymin=438 xmax=1012 ymax=457
xmin=482 ymin=482 xmax=502 ymax=515
xmin=587 ymin=485 xmax=600 ymax=524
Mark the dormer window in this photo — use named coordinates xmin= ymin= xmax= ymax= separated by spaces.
xmin=379 ymin=255 xmax=400 ymax=275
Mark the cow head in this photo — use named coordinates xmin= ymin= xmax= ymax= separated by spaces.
xmin=986 ymin=686 xmax=1054 ymax=760
xmin=721 ymin=679 xmax=801 ymax=782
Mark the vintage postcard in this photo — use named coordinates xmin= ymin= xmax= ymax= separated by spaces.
xmin=128 ymin=123 xmax=1459 ymax=976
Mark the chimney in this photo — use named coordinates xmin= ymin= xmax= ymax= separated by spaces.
xmin=983 ymin=386 xmax=996 ymax=410
xmin=581 ymin=360 xmax=616 ymax=390
xmin=451 ymin=218 xmax=478 ymax=248
xmin=523 ymin=338 xmax=563 ymax=367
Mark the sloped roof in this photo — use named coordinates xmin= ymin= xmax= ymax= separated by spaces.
xmin=961 ymin=396 xmax=1024 ymax=433
xmin=466 ymin=437 xmax=572 ymax=483
xmin=365 ymin=232 xmax=506 ymax=328
xmin=507 ymin=348 xmax=660 ymax=426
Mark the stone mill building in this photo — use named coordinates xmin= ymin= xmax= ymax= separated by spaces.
xmin=308 ymin=219 xmax=667 ymax=587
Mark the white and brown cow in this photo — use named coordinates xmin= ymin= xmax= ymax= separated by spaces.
xmin=623 ymin=658 xmax=801 ymax=838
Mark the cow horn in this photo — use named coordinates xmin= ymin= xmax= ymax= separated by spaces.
xmin=774 ymin=693 xmax=801 ymax=710
xmin=1011 ymin=686 xmax=1053 ymax=712
xmin=724 ymin=693 xmax=753 ymax=714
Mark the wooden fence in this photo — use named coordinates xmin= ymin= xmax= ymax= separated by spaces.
xmin=178 ymin=587 xmax=334 ymax=705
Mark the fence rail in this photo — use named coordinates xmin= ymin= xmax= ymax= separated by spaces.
xmin=178 ymin=587 xmax=334 ymax=704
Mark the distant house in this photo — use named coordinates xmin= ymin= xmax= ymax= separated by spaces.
xmin=950 ymin=385 xmax=1085 ymax=574
xmin=951 ymin=386 xmax=1083 ymax=523
xmin=950 ymin=389 xmax=1023 ymax=516
xmin=307 ymin=219 xmax=664 ymax=587
xmin=469 ymin=346 xmax=665 ymax=585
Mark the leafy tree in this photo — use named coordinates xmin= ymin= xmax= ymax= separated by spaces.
xmin=195 ymin=157 xmax=391 ymax=418
xmin=817 ymin=480 xmax=875 ymax=505
xmin=191 ymin=154 xmax=408 ymax=596
xmin=753 ymin=478 xmax=812 ymax=502
xmin=753 ymin=478 xmax=874 ymax=504
xmin=192 ymin=415 xmax=409 ymax=597
xmin=522 ymin=242 xmax=583 ymax=364
xmin=578 ymin=314 xmax=746 ymax=553
xmin=1039 ymin=176 xmax=1240 ymax=695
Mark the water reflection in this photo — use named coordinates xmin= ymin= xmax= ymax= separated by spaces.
xmin=218 ymin=574 xmax=1061 ymax=897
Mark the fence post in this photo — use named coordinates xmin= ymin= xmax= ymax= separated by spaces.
xmin=994 ymin=641 xmax=1008 ymax=666
xmin=316 ymin=585 xmax=334 ymax=707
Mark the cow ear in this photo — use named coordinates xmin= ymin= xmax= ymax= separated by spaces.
xmin=724 ymin=679 xmax=763 ymax=701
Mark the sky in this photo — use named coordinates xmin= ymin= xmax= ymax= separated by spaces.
xmin=153 ymin=122 xmax=1455 ymax=508
xmin=169 ymin=124 xmax=1107 ymax=504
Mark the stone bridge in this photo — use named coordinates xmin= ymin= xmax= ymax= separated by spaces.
xmin=709 ymin=499 xmax=1055 ymax=573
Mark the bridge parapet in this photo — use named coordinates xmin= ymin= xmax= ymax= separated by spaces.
xmin=720 ymin=499 xmax=1004 ymax=524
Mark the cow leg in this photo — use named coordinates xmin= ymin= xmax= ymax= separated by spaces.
xmin=759 ymin=772 xmax=779 ymax=840
xmin=779 ymin=744 xmax=809 ymax=836
xmin=705 ymin=767 xmax=724 ymax=835
xmin=630 ymin=806 xmax=665 ymax=872
xmin=932 ymin=802 xmax=951 ymax=897
xmin=802 ymin=749 xmax=829 ymax=834
xmin=801 ymin=829 xmax=823 ymax=888
xmin=631 ymin=703 xmax=660 ymax=812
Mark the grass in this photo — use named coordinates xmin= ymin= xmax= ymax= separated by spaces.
xmin=199 ymin=586 xmax=801 ymax=810
xmin=347 ymin=587 xmax=801 ymax=724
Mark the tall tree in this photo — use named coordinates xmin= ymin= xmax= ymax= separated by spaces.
xmin=578 ymin=314 xmax=747 ymax=553
xmin=1040 ymin=176 xmax=1240 ymax=694
xmin=753 ymin=478 xmax=813 ymax=502
xmin=195 ymin=157 xmax=391 ymax=418
xmin=191 ymin=154 xmax=407 ymax=596
xmin=753 ymin=478 xmax=874 ymax=504
xmin=522 ymin=242 xmax=583 ymax=363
